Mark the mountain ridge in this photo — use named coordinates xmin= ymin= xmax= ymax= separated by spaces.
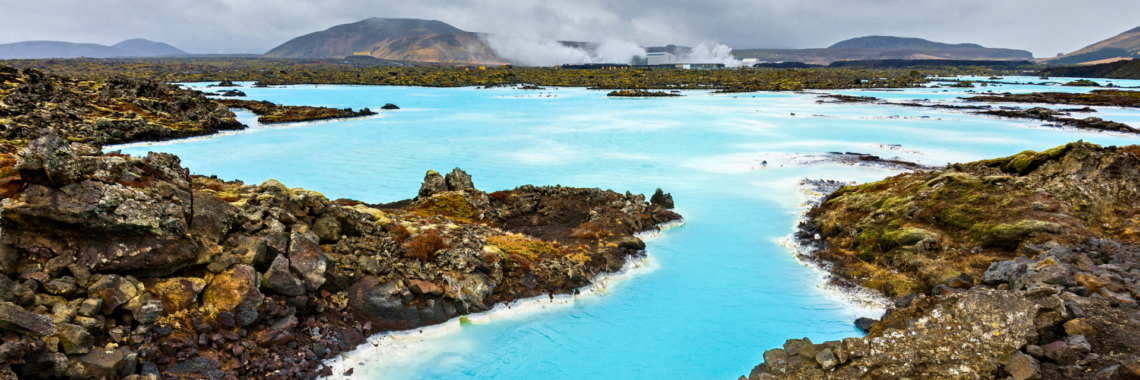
xmin=1044 ymin=25 xmax=1140 ymax=65
xmin=0 ymin=38 xmax=187 ymax=59
xmin=734 ymin=36 xmax=1033 ymax=65
xmin=828 ymin=36 xmax=985 ymax=50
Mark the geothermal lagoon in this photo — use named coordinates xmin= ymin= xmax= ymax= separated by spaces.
xmin=114 ymin=77 xmax=1140 ymax=380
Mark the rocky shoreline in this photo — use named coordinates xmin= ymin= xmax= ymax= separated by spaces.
xmin=213 ymin=99 xmax=380 ymax=125
xmin=606 ymin=90 xmax=682 ymax=97
xmin=0 ymin=131 xmax=681 ymax=379
xmin=0 ymin=66 xmax=245 ymax=146
xmin=817 ymin=93 xmax=1139 ymax=134
xmin=743 ymin=142 xmax=1140 ymax=379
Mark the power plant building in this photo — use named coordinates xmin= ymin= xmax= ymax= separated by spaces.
xmin=646 ymin=52 xmax=676 ymax=65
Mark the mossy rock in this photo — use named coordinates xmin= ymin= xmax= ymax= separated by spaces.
xmin=972 ymin=219 xmax=1061 ymax=248
xmin=976 ymin=142 xmax=1095 ymax=175
xmin=883 ymin=228 xmax=937 ymax=248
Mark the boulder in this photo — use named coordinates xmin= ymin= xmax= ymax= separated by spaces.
xmin=444 ymin=168 xmax=474 ymax=192
xmin=441 ymin=272 xmax=492 ymax=310
xmin=262 ymin=255 xmax=306 ymax=296
xmin=1 ymin=136 xmax=200 ymax=276
xmin=616 ymin=237 xmax=646 ymax=251
xmin=854 ymin=317 xmax=876 ymax=333
xmin=982 ymin=259 xmax=1028 ymax=285
xmin=1041 ymin=340 xmax=1079 ymax=365
xmin=55 ymin=323 xmax=94 ymax=355
xmin=407 ymin=279 xmax=442 ymax=296
xmin=66 ymin=346 xmax=137 ymax=380
xmin=190 ymin=192 xmax=237 ymax=244
xmin=1014 ymin=259 xmax=1075 ymax=290
xmin=226 ymin=234 xmax=267 ymax=266
xmin=417 ymin=170 xmax=447 ymax=199
xmin=815 ymin=348 xmax=838 ymax=370
xmin=201 ymin=265 xmax=263 ymax=327
xmin=1066 ymin=334 xmax=1091 ymax=354
xmin=1063 ymin=318 xmax=1097 ymax=335
xmin=255 ymin=315 xmax=298 ymax=347
xmin=347 ymin=277 xmax=413 ymax=330
xmin=42 ymin=276 xmax=77 ymax=295
xmin=15 ymin=352 xmax=69 ymax=379
xmin=312 ymin=215 xmax=342 ymax=242
xmin=132 ymin=299 xmax=163 ymax=325
xmin=0 ymin=301 xmax=55 ymax=337
xmin=1005 ymin=351 xmax=1041 ymax=380
xmin=650 ymin=188 xmax=675 ymax=209
xmin=86 ymin=275 xmax=141 ymax=315
xmin=13 ymin=131 xmax=80 ymax=187
xmin=143 ymin=277 xmax=206 ymax=312
xmin=381 ymin=103 xmax=400 ymax=110
xmin=287 ymin=225 xmax=327 ymax=291
xmin=163 ymin=357 xmax=224 ymax=379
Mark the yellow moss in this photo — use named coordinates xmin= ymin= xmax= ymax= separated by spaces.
xmin=350 ymin=205 xmax=392 ymax=226
xmin=486 ymin=234 xmax=560 ymax=260
xmin=415 ymin=194 xmax=476 ymax=222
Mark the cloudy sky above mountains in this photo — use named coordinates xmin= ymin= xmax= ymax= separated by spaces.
xmin=1 ymin=0 xmax=1137 ymax=57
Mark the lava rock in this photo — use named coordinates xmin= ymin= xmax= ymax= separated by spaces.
xmin=854 ymin=317 xmax=876 ymax=333
xmin=417 ymin=170 xmax=447 ymax=199
xmin=0 ymin=301 xmax=56 ymax=337
xmin=262 ymin=254 xmax=306 ymax=296
xmin=144 ymin=277 xmax=206 ymax=312
xmin=1005 ymin=351 xmax=1042 ymax=380
xmin=650 ymin=188 xmax=675 ymax=209
xmin=87 ymin=275 xmax=142 ymax=315
xmin=444 ymin=168 xmax=474 ymax=192
xmin=55 ymin=323 xmax=94 ymax=355
xmin=287 ymin=225 xmax=327 ymax=291
xmin=201 ymin=264 xmax=263 ymax=327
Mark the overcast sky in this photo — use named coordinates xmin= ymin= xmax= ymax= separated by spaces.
xmin=1 ymin=0 xmax=1137 ymax=57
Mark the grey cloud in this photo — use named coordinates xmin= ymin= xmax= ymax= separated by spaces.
xmin=0 ymin=0 xmax=1136 ymax=57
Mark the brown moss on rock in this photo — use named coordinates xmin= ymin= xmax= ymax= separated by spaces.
xmin=804 ymin=141 xmax=1140 ymax=297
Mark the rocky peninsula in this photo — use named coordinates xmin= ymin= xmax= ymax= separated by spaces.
xmin=0 ymin=66 xmax=244 ymax=146
xmin=213 ymin=100 xmax=378 ymax=125
xmin=0 ymin=63 xmax=683 ymax=380
xmin=0 ymin=131 xmax=680 ymax=380
xmin=606 ymin=90 xmax=682 ymax=97
xmin=744 ymin=142 xmax=1140 ymax=379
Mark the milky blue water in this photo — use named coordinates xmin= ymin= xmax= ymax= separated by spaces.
xmin=114 ymin=79 xmax=1140 ymax=380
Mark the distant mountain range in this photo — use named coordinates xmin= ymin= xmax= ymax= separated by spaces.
xmin=733 ymin=36 xmax=1033 ymax=65
xmin=1043 ymin=26 xmax=1140 ymax=65
xmin=0 ymin=38 xmax=188 ymax=59
xmin=263 ymin=18 xmax=501 ymax=63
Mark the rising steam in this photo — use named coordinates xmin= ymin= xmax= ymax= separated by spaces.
xmin=687 ymin=42 xmax=742 ymax=67
xmin=485 ymin=35 xmax=740 ymax=67
xmin=485 ymin=35 xmax=647 ymax=66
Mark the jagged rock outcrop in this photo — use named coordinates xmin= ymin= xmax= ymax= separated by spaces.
xmin=0 ymin=65 xmax=245 ymax=146
xmin=798 ymin=142 xmax=1140 ymax=298
xmin=746 ymin=142 xmax=1140 ymax=380
xmin=0 ymin=133 xmax=681 ymax=380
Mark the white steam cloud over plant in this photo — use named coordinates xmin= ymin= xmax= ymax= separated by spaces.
xmin=485 ymin=35 xmax=647 ymax=66
xmin=485 ymin=35 xmax=741 ymax=68
xmin=686 ymin=42 xmax=741 ymax=67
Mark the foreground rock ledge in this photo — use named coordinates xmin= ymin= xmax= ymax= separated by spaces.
xmin=0 ymin=133 xmax=680 ymax=380
xmin=745 ymin=142 xmax=1140 ymax=379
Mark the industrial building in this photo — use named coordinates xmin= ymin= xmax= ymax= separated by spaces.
xmin=646 ymin=52 xmax=676 ymax=65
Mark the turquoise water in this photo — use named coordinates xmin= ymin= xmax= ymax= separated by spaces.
xmin=115 ymin=81 xmax=1140 ymax=380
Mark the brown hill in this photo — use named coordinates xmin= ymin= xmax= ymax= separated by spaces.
xmin=263 ymin=18 xmax=502 ymax=63
xmin=1043 ymin=26 xmax=1140 ymax=65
